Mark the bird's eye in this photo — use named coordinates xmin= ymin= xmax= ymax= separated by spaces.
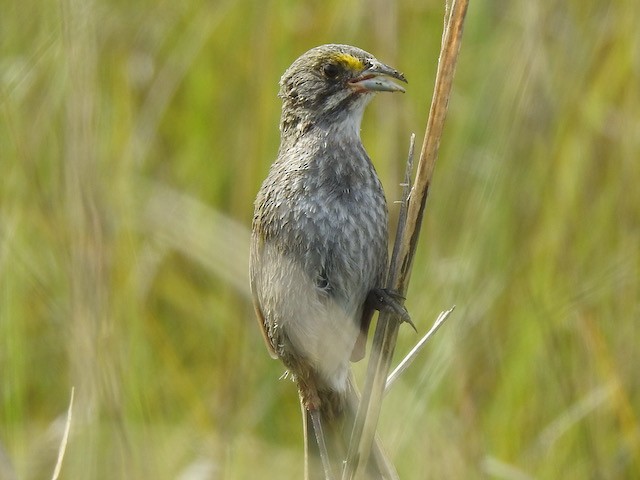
xmin=322 ymin=63 xmax=341 ymax=79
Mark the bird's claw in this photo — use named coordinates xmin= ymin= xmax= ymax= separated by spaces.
xmin=367 ymin=288 xmax=416 ymax=332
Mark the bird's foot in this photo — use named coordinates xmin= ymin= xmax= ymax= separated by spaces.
xmin=367 ymin=288 xmax=416 ymax=332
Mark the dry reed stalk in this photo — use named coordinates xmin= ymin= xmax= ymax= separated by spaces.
xmin=342 ymin=1 xmax=470 ymax=478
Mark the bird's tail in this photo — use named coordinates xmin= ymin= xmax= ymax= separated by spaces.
xmin=303 ymin=377 xmax=398 ymax=480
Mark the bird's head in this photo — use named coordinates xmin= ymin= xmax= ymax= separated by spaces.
xmin=278 ymin=44 xmax=407 ymax=137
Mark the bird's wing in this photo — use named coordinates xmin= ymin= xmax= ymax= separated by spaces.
xmin=250 ymin=233 xmax=279 ymax=359
xmin=350 ymin=304 xmax=374 ymax=362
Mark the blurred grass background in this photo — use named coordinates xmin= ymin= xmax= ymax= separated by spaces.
xmin=1 ymin=0 xmax=639 ymax=478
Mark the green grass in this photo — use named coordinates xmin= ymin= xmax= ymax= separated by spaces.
xmin=1 ymin=0 xmax=639 ymax=478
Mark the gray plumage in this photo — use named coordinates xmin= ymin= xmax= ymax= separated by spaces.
xmin=250 ymin=44 xmax=406 ymax=414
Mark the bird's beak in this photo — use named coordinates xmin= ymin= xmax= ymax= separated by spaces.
xmin=349 ymin=61 xmax=407 ymax=93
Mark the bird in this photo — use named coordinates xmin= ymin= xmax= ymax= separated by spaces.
xmin=250 ymin=44 xmax=408 ymax=479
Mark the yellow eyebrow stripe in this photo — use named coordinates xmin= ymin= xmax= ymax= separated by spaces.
xmin=333 ymin=53 xmax=365 ymax=71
